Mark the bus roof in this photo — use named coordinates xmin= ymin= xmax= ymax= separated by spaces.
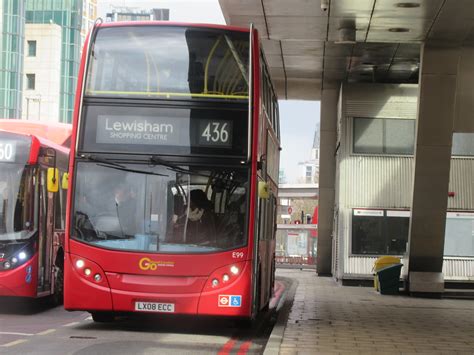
xmin=0 ymin=119 xmax=71 ymax=147
xmin=97 ymin=21 xmax=250 ymax=33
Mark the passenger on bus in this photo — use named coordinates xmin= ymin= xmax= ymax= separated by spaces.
xmin=176 ymin=189 xmax=217 ymax=245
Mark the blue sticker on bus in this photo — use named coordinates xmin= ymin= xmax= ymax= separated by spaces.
xmin=25 ymin=273 xmax=32 ymax=284
xmin=218 ymin=295 xmax=242 ymax=307
xmin=26 ymin=266 xmax=32 ymax=274
xmin=230 ymin=295 xmax=242 ymax=307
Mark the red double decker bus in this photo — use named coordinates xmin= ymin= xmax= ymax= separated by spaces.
xmin=65 ymin=22 xmax=280 ymax=321
xmin=0 ymin=120 xmax=70 ymax=303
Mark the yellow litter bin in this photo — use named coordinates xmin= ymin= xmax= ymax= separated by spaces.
xmin=373 ymin=256 xmax=400 ymax=291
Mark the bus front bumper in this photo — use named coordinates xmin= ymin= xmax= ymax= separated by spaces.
xmin=0 ymin=256 xmax=38 ymax=298
xmin=64 ymin=254 xmax=252 ymax=317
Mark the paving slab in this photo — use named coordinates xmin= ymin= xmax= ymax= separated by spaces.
xmin=265 ymin=268 xmax=474 ymax=354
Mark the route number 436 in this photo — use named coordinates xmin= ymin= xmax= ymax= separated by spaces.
xmin=201 ymin=122 xmax=229 ymax=143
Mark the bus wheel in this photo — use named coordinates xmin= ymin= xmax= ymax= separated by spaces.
xmin=51 ymin=267 xmax=64 ymax=306
xmin=91 ymin=312 xmax=115 ymax=323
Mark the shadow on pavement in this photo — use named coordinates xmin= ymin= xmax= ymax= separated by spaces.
xmin=0 ymin=296 xmax=58 ymax=315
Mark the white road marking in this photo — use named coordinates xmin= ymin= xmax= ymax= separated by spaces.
xmin=1 ymin=339 xmax=28 ymax=347
xmin=0 ymin=332 xmax=33 ymax=336
xmin=85 ymin=316 xmax=92 ymax=321
xmin=63 ymin=322 xmax=80 ymax=327
xmin=36 ymin=329 xmax=56 ymax=336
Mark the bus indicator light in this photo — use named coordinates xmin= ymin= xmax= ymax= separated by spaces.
xmin=84 ymin=268 xmax=92 ymax=276
xmin=212 ymin=278 xmax=219 ymax=287
xmin=222 ymin=274 xmax=230 ymax=282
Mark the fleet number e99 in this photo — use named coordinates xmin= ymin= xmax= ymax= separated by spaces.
xmin=232 ymin=252 xmax=244 ymax=259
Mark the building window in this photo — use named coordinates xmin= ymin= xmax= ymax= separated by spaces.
xmin=444 ymin=214 xmax=474 ymax=257
xmin=452 ymin=133 xmax=474 ymax=156
xmin=26 ymin=74 xmax=36 ymax=90
xmin=353 ymin=117 xmax=415 ymax=155
xmin=27 ymin=40 xmax=37 ymax=56
xmin=351 ymin=209 xmax=409 ymax=255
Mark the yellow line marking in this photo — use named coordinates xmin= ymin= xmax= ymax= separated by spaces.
xmin=0 ymin=332 xmax=33 ymax=336
xmin=63 ymin=322 xmax=80 ymax=327
xmin=1 ymin=339 xmax=28 ymax=347
xmin=36 ymin=329 xmax=56 ymax=336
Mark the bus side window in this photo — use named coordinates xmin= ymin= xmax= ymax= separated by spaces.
xmin=54 ymin=173 xmax=66 ymax=230
xmin=54 ymin=186 xmax=62 ymax=230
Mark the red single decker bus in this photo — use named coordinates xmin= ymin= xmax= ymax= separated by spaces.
xmin=0 ymin=120 xmax=70 ymax=303
xmin=65 ymin=22 xmax=280 ymax=322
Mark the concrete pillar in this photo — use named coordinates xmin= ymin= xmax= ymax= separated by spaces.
xmin=408 ymin=45 xmax=460 ymax=294
xmin=317 ymin=88 xmax=338 ymax=276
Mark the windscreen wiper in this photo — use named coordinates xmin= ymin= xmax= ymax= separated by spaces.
xmin=97 ymin=164 xmax=168 ymax=177
xmin=80 ymin=154 xmax=125 ymax=168
xmin=149 ymin=156 xmax=191 ymax=174
xmin=82 ymin=154 xmax=168 ymax=177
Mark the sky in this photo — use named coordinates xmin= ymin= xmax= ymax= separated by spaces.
xmin=98 ymin=0 xmax=320 ymax=183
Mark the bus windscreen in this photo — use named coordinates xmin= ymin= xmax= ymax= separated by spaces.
xmin=86 ymin=26 xmax=249 ymax=100
xmin=73 ymin=162 xmax=248 ymax=254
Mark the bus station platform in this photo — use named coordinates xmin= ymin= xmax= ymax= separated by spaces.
xmin=266 ymin=269 xmax=474 ymax=354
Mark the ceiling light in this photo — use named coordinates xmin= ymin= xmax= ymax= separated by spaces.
xmin=335 ymin=28 xmax=356 ymax=44
xmin=388 ymin=28 xmax=410 ymax=33
xmin=396 ymin=2 xmax=420 ymax=8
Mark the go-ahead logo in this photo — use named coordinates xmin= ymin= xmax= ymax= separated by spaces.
xmin=139 ymin=257 xmax=175 ymax=271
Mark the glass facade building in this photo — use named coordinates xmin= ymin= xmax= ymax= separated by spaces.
xmin=0 ymin=0 xmax=25 ymax=118
xmin=25 ymin=0 xmax=82 ymax=123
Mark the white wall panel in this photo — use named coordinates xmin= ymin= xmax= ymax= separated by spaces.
xmin=443 ymin=258 xmax=474 ymax=280
xmin=448 ymin=158 xmax=474 ymax=210
xmin=335 ymin=84 xmax=474 ymax=282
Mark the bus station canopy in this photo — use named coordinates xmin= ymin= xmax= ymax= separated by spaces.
xmin=219 ymin=0 xmax=474 ymax=100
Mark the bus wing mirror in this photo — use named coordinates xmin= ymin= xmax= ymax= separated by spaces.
xmin=47 ymin=168 xmax=59 ymax=193
xmin=258 ymin=181 xmax=270 ymax=199
xmin=61 ymin=173 xmax=69 ymax=190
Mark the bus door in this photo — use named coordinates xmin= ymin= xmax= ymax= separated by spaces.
xmin=256 ymin=185 xmax=276 ymax=309
xmin=37 ymin=168 xmax=54 ymax=294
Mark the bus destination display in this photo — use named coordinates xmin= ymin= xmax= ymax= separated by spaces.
xmin=0 ymin=140 xmax=16 ymax=162
xmin=95 ymin=115 xmax=233 ymax=149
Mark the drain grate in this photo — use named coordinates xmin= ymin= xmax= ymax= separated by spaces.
xmin=70 ymin=336 xmax=97 ymax=339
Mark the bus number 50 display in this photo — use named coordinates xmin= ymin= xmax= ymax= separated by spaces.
xmin=0 ymin=141 xmax=16 ymax=162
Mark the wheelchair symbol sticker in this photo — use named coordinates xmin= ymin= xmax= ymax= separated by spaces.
xmin=218 ymin=295 xmax=242 ymax=307
xmin=230 ymin=295 xmax=241 ymax=307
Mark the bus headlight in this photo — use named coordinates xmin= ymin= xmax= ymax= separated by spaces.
xmin=3 ymin=261 xmax=11 ymax=269
xmin=18 ymin=252 xmax=27 ymax=260
xmin=203 ymin=261 xmax=246 ymax=291
xmin=71 ymin=256 xmax=107 ymax=285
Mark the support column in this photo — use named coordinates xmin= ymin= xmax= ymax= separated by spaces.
xmin=408 ymin=46 xmax=460 ymax=294
xmin=317 ymin=88 xmax=338 ymax=276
